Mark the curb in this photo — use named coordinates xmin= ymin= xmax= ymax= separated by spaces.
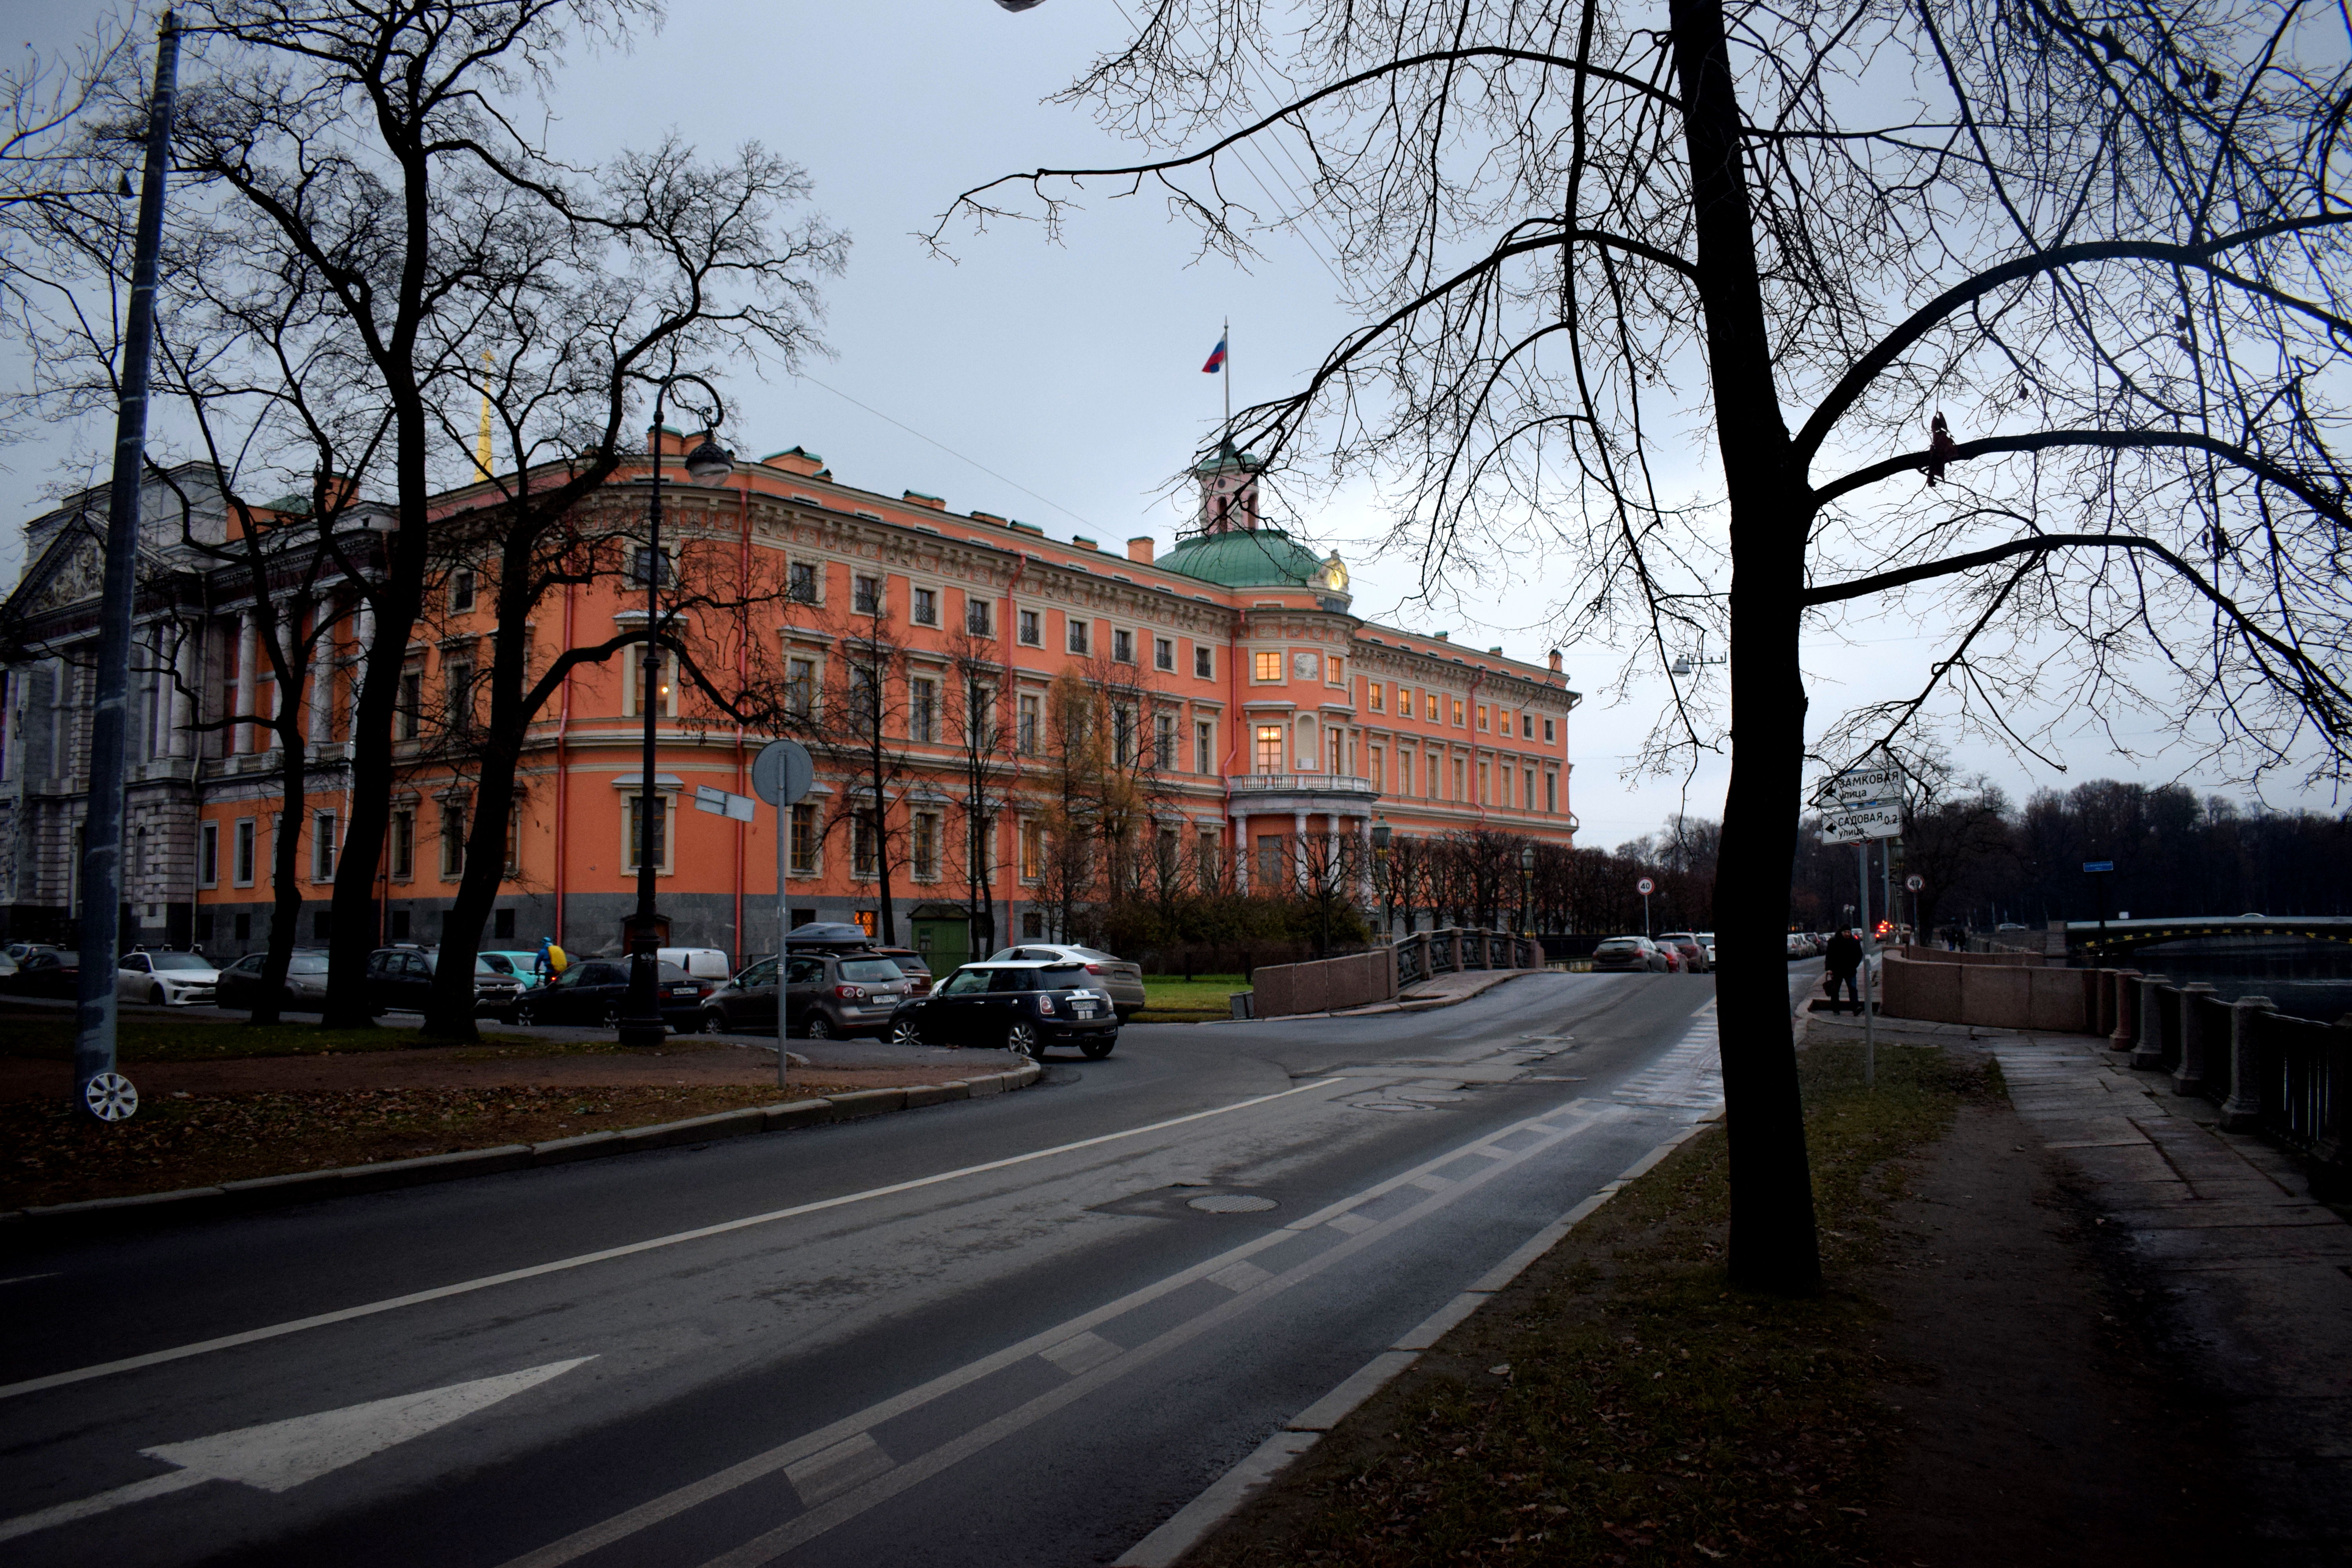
xmin=0 ymin=1061 xmax=1044 ymax=1238
xmin=1111 ymin=1108 xmax=1723 ymax=1568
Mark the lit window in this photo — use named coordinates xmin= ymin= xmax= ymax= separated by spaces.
xmin=1452 ymin=697 xmax=1465 ymax=726
xmin=1424 ymin=690 xmax=1438 ymax=721
xmin=1254 ymin=651 xmax=1281 ymax=682
xmin=1020 ymin=819 xmax=1045 ymax=881
xmin=1370 ymin=684 xmax=1385 ymax=712
xmin=1477 ymin=704 xmax=1489 ymax=731
xmin=1255 ymin=724 xmax=1283 ymax=773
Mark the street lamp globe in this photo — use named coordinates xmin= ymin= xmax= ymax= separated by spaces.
xmin=684 ymin=435 xmax=734 ymax=483
xmin=1519 ymin=844 xmax=1537 ymax=873
xmin=1371 ymin=820 xmax=1391 ymax=856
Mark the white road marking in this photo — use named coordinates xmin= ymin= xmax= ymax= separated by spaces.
xmin=0 ymin=1080 xmax=1337 ymax=1405
xmin=1612 ymin=1004 xmax=1724 ymax=1111
xmin=497 ymin=1100 xmax=1624 ymax=1568
xmin=0 ymin=1273 xmax=62 ymax=1287
xmin=783 ymin=1434 xmax=892 ymax=1506
xmin=1039 ymin=1331 xmax=1120 ymax=1376
xmin=1208 ymin=1261 xmax=1272 ymax=1292
xmin=1324 ymin=1212 xmax=1376 ymax=1236
xmin=0 ymin=1358 xmax=592 ymax=1545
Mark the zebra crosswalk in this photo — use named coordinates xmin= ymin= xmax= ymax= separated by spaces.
xmin=1613 ymin=1003 xmax=1724 ymax=1113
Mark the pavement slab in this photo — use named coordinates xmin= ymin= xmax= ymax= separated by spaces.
xmin=1978 ymin=1028 xmax=2352 ymax=1566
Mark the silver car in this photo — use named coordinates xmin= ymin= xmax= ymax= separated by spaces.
xmin=986 ymin=944 xmax=1147 ymax=1020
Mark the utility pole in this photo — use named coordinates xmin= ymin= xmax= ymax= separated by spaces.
xmin=74 ymin=13 xmax=182 ymax=1123
xmin=1857 ymin=837 xmax=1875 ymax=1089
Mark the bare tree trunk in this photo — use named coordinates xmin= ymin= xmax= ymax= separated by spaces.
xmin=1672 ymin=0 xmax=1822 ymax=1297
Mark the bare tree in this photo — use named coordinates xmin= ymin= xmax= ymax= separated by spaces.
xmin=936 ymin=0 xmax=2352 ymax=1294
xmin=944 ymin=626 xmax=1017 ymax=956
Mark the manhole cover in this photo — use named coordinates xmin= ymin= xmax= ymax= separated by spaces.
xmin=1187 ymin=1193 xmax=1278 ymax=1213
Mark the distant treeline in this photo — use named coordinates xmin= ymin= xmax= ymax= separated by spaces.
xmin=1793 ymin=779 xmax=2352 ymax=933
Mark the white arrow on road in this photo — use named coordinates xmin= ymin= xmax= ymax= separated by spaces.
xmin=0 ymin=1357 xmax=592 ymax=1545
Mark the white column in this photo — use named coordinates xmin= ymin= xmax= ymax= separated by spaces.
xmin=170 ymin=624 xmax=196 ymax=757
xmin=307 ymin=606 xmax=335 ymax=748
xmin=1357 ymin=815 xmax=1374 ymax=907
xmin=1231 ymin=812 xmax=1249 ymax=894
xmin=234 ymin=613 xmax=258 ymax=757
xmin=1293 ymin=809 xmax=1308 ymax=893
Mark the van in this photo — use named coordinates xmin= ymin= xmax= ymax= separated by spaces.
xmin=659 ymin=947 xmax=735 ymax=982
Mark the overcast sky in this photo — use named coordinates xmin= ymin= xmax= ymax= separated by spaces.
xmin=5 ymin=1 xmax=2340 ymax=850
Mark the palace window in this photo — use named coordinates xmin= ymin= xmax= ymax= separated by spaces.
xmin=788 ymin=561 xmax=820 ymax=603
xmin=1424 ymin=690 xmax=1438 ymax=721
xmin=911 ymin=586 xmax=938 ymax=626
xmin=786 ymin=656 xmax=816 ymax=719
xmin=1018 ymin=693 xmax=1041 ymax=755
xmin=1254 ymin=650 xmax=1281 ymax=682
xmin=1369 ymin=683 xmax=1384 ymax=712
xmin=1255 ymin=724 xmax=1283 ymax=773
xmin=1154 ymin=636 xmax=1174 ymax=671
xmin=851 ymin=810 xmax=879 ymax=878
xmin=1451 ymin=697 xmax=1465 ymax=726
xmin=1067 ymin=620 xmax=1090 ymax=655
xmin=1195 ymin=720 xmax=1214 ymax=775
xmin=1020 ymin=818 xmax=1044 ymax=882
xmin=1154 ymin=711 xmax=1177 ymax=769
xmin=912 ymin=811 xmax=939 ymax=880
xmin=852 ymin=574 xmax=883 ymax=615
xmin=199 ymin=822 xmax=219 ymax=887
xmin=1194 ymin=646 xmax=1213 ymax=679
xmin=1546 ymin=772 xmax=1558 ymax=813
xmin=1112 ymin=628 xmax=1134 ymax=664
xmin=1018 ymin=608 xmax=1042 ymax=646
xmin=234 ymin=818 xmax=256 ymax=885
xmin=1544 ymin=717 xmax=1555 ymax=743
xmin=397 ymin=668 xmax=423 ymax=739
xmin=909 ymin=676 xmax=936 ymax=743
xmin=789 ymin=802 xmax=818 ymax=874
xmin=965 ymin=599 xmax=993 ymax=637
xmin=450 ymin=568 xmax=476 ymax=612
xmin=312 ymin=810 xmax=338 ymax=881
xmin=443 ymin=797 xmax=470 ymax=878
xmin=389 ymin=809 xmax=414 ymax=879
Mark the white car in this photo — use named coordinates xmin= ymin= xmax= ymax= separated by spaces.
xmin=1696 ymin=931 xmax=1717 ymax=965
xmin=118 ymin=950 xmax=221 ymax=1006
xmin=659 ymin=946 xmax=736 ymax=982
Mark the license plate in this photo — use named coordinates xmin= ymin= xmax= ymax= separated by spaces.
xmin=666 ymin=986 xmax=695 ymax=998
xmin=1073 ymin=1002 xmax=1098 ymax=1016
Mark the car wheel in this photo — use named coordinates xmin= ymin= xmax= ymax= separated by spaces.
xmin=700 ymin=1009 xmax=726 ymax=1034
xmin=148 ymin=985 xmax=167 ymax=1006
xmin=512 ymin=1002 xmax=536 ymax=1027
xmin=1080 ymin=1033 xmax=1116 ymax=1060
xmin=600 ymin=1003 xmax=621 ymax=1028
xmin=889 ymin=1017 xmax=924 ymax=1046
xmin=1004 ymin=1020 xmax=1044 ymax=1059
xmin=805 ymin=1013 xmax=834 ymax=1041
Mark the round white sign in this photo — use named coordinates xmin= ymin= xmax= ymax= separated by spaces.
xmin=1636 ymin=877 xmax=1655 ymax=895
xmin=1906 ymin=873 xmax=1924 ymax=892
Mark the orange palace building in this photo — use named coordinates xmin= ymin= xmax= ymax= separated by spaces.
xmin=0 ymin=441 xmax=1580 ymax=968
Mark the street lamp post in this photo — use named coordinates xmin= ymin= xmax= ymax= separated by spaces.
xmin=617 ymin=390 xmax=732 ymax=1048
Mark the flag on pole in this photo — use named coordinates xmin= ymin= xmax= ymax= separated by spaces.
xmin=1201 ymin=336 xmax=1228 ymax=374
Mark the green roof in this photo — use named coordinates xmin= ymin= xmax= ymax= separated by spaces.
xmin=1157 ymin=526 xmax=1327 ymax=589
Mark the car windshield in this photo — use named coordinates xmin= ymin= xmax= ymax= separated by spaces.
xmin=479 ymin=954 xmax=516 ymax=976
xmin=289 ymin=953 xmax=330 ymax=974
xmin=939 ymin=969 xmax=993 ymax=996
xmin=150 ymin=953 xmax=212 ymax=971
xmin=1597 ymin=939 xmax=1639 ymax=950
xmin=838 ymin=959 xmax=902 ymax=983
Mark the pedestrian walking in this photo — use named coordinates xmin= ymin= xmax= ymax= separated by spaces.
xmin=1825 ymin=928 xmax=1864 ymax=1013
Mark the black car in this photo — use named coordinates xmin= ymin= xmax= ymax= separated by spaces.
xmin=215 ymin=949 xmax=333 ymax=1012
xmin=365 ymin=947 xmax=526 ymax=1016
xmin=5 ymin=949 xmax=80 ymax=998
xmin=510 ymin=956 xmax=708 ymax=1031
xmin=883 ymin=960 xmax=1118 ymax=1059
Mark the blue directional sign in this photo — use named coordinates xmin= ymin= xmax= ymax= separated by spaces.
xmin=2083 ymin=860 xmax=2115 ymax=873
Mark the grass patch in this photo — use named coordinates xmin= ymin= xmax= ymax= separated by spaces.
xmin=1 ymin=1079 xmax=854 ymax=1210
xmin=0 ymin=1013 xmax=560 ymax=1063
xmin=1191 ymin=1039 xmax=1991 ymax=1567
xmin=1136 ymin=975 xmax=1248 ymax=1023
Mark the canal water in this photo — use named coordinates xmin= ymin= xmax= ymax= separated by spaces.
xmin=2098 ymin=939 xmax=2352 ymax=1023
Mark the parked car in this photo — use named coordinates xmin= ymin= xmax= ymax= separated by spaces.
xmin=1696 ymin=931 xmax=1718 ymax=966
xmin=786 ymin=950 xmax=916 ymax=1039
xmin=700 ymin=955 xmax=780 ymax=1034
xmin=5 ymin=949 xmax=80 ymax=997
xmin=886 ymin=960 xmax=1119 ymax=1058
xmin=659 ymin=946 xmax=735 ymax=983
xmin=364 ymin=947 xmax=526 ymax=1016
xmin=984 ymin=943 xmax=1147 ymax=1019
xmin=1590 ymin=935 xmax=1669 ymax=973
xmin=118 ymin=950 xmax=220 ymax=1007
xmin=866 ymin=946 xmax=933 ymax=996
xmin=1657 ymin=932 xmax=1711 ymax=974
xmin=479 ymin=950 xmax=550 ymax=990
xmin=4 ymin=941 xmax=57 ymax=963
xmin=785 ymin=921 xmax=878 ymax=950
xmin=510 ymin=956 xmax=710 ymax=1031
xmin=215 ymin=949 xmax=332 ymax=1013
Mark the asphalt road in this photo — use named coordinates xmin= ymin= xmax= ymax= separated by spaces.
xmin=0 ymin=969 xmax=1793 ymax=1567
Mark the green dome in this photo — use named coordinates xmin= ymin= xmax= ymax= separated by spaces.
xmin=1158 ymin=527 xmax=1328 ymax=589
